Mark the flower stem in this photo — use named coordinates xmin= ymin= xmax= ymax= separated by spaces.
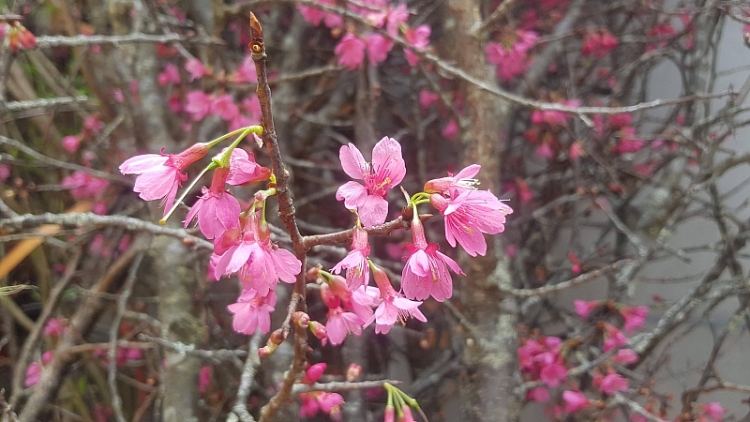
xmin=159 ymin=163 xmax=215 ymax=225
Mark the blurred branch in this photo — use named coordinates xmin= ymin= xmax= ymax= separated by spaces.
xmin=34 ymin=33 xmax=223 ymax=48
xmin=3 ymin=96 xmax=90 ymax=113
xmin=227 ymin=333 xmax=262 ymax=422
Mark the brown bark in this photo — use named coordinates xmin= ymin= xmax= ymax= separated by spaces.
xmin=442 ymin=1 xmax=521 ymax=421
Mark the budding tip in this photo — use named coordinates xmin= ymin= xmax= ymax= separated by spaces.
xmin=158 ymin=219 xmax=167 ymax=225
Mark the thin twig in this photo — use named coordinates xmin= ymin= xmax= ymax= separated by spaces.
xmin=228 ymin=333 xmax=262 ymax=422
xmin=108 ymin=252 xmax=145 ymax=422
xmin=34 ymin=33 xmax=222 ymax=48
xmin=4 ymin=96 xmax=90 ymax=113
xmin=138 ymin=334 xmax=248 ymax=360
xmin=292 ymin=379 xmax=400 ymax=394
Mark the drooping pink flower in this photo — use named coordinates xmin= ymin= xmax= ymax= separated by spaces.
xmin=401 ymin=216 xmax=463 ymax=302
xmin=562 ymin=391 xmax=590 ymax=413
xmin=83 ymin=114 xmax=103 ymax=136
xmin=419 ymin=90 xmax=439 ymax=109
xmin=119 ymin=143 xmax=210 ymax=215
xmin=540 ymin=362 xmax=568 ymax=387
xmin=227 ymin=289 xmax=276 ymax=334
xmin=326 ymin=307 xmax=364 ymax=345
xmin=527 ymin=387 xmax=550 ymax=403
xmin=336 ymin=137 xmax=406 ymax=228
xmin=212 ymin=211 xmax=301 ymax=295
xmin=62 ymin=135 xmax=81 ymax=153
xmin=334 ymin=33 xmax=367 ymax=70
xmin=366 ymin=33 xmax=393 ymax=66
xmin=599 ymin=373 xmax=628 ymax=395
xmin=701 ymin=402 xmax=726 ymax=422
xmin=232 ymin=56 xmax=257 ymax=83
xmin=185 ymin=58 xmax=208 ymax=81
xmin=614 ymin=349 xmax=639 ymax=364
xmin=366 ymin=264 xmax=426 ymax=334
xmin=331 ymin=226 xmax=371 ymax=289
xmin=299 ymin=392 xmax=345 ymax=420
xmin=185 ymin=90 xmax=212 ymax=121
xmin=184 ymin=167 xmax=241 ymax=239
xmin=424 ymin=165 xmax=481 ymax=196
xmin=61 ymin=171 xmax=109 ymax=200
xmin=486 ymin=44 xmax=528 ymax=81
xmin=302 ymin=363 xmax=327 ymax=384
xmin=620 ymin=305 xmax=648 ymax=332
xmin=386 ymin=4 xmax=409 ymax=37
xmin=226 ymin=148 xmax=271 ymax=186
xmin=430 ymin=189 xmax=513 ymax=257
xmin=211 ymin=94 xmax=240 ymax=121
xmin=403 ymin=25 xmax=430 ymax=66
xmin=573 ymin=300 xmax=599 ymax=319
xmin=298 ymin=0 xmax=342 ymax=28
xmin=158 ymin=64 xmax=181 ymax=86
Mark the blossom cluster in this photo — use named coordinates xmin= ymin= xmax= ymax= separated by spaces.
xmin=299 ymin=1 xmax=430 ymax=69
xmin=1 ymin=21 xmax=37 ymax=52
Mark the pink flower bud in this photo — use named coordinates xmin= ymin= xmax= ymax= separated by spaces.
xmin=258 ymin=344 xmax=277 ymax=357
xmin=346 ymin=363 xmax=362 ymax=382
xmin=292 ymin=311 xmax=310 ymax=328
xmin=309 ymin=321 xmax=328 ymax=340
xmin=303 ymin=363 xmax=327 ymax=384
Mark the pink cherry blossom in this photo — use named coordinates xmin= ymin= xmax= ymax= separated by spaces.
xmin=299 ymin=392 xmax=344 ymax=420
xmin=599 ymin=373 xmax=628 ymax=395
xmin=226 ymin=148 xmax=271 ymax=186
xmin=184 ymin=167 xmax=241 ymax=239
xmin=366 ymin=264 xmax=426 ymax=334
xmin=227 ymin=289 xmax=276 ymax=334
xmin=486 ymin=44 xmax=528 ymax=81
xmin=334 ymin=33 xmax=367 ymax=70
xmin=401 ymin=216 xmax=463 ymax=302
xmin=609 ymin=113 xmax=633 ymax=129
xmin=335 ymin=137 xmax=406 ymax=227
xmin=62 ymin=135 xmax=81 ymax=153
xmin=614 ymin=127 xmax=645 ymax=154
xmin=119 ymin=143 xmax=209 ymax=215
xmin=573 ymin=300 xmax=599 ymax=319
xmin=701 ymin=402 xmax=726 ymax=422
xmin=620 ymin=305 xmax=648 ymax=332
xmin=302 ymin=363 xmax=327 ymax=384
xmin=229 ymin=114 xmax=254 ymax=132
xmin=540 ymin=362 xmax=568 ymax=387
xmin=83 ymin=114 xmax=103 ymax=135
xmin=419 ymin=90 xmax=438 ymax=109
xmin=430 ymin=189 xmax=513 ymax=257
xmin=403 ymin=25 xmax=430 ymax=66
xmin=442 ymin=119 xmax=459 ymax=140
xmin=298 ymin=0 xmax=342 ymax=28
xmin=366 ymin=33 xmax=393 ymax=66
xmin=43 ymin=318 xmax=65 ymax=337
xmin=185 ymin=90 xmax=211 ymax=121
xmin=331 ymin=226 xmax=371 ymax=289
xmin=212 ymin=211 xmax=301 ymax=295
xmin=569 ymin=141 xmax=584 ymax=160
xmin=158 ymin=64 xmax=181 ymax=86
xmin=562 ymin=391 xmax=589 ymax=413
xmin=211 ymin=94 xmax=240 ymax=121
xmin=386 ymin=4 xmax=409 ymax=37
xmin=185 ymin=58 xmax=207 ymax=81
xmin=232 ymin=56 xmax=257 ymax=83
xmin=614 ymin=349 xmax=639 ymax=364
xmin=61 ymin=171 xmax=109 ymax=200
xmin=326 ymin=307 xmax=363 ymax=345
xmin=424 ymin=165 xmax=481 ymax=196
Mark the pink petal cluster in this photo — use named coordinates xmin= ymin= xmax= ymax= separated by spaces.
xmin=297 ymin=0 xmax=342 ymax=28
xmin=119 ymin=143 xmax=210 ymax=215
xmin=573 ymin=299 xmax=600 ymax=319
xmin=620 ymin=305 xmax=648 ymax=332
xmin=334 ymin=33 xmax=367 ymax=70
xmin=518 ymin=335 xmax=568 ymax=387
xmin=331 ymin=226 xmax=371 ymax=290
xmin=61 ymin=171 xmax=109 ymax=200
xmin=225 ymin=148 xmax=272 ymax=186
xmin=366 ymin=264 xmax=426 ymax=334
xmin=336 ymin=137 xmax=406 ymax=228
xmin=185 ymin=58 xmax=208 ymax=81
xmin=403 ymin=25 xmax=430 ymax=66
xmin=581 ymin=29 xmax=618 ymax=57
xmin=486 ymin=30 xmax=539 ymax=81
xmin=562 ymin=390 xmax=590 ymax=413
xmin=426 ymin=165 xmax=512 ymax=256
xmin=232 ymin=56 xmax=257 ymax=83
xmin=598 ymin=372 xmax=628 ymax=395
xmin=700 ymin=402 xmax=726 ymax=422
xmin=62 ymin=135 xmax=81 ymax=153
xmin=366 ymin=33 xmax=394 ymax=66
xmin=531 ymin=100 xmax=580 ymax=127
xmin=158 ymin=64 xmax=181 ymax=86
xmin=227 ymin=289 xmax=276 ymax=334
xmin=184 ymin=167 xmax=241 ymax=239
xmin=401 ymin=216 xmax=463 ymax=302
xmin=185 ymin=90 xmax=211 ymax=121
xmin=299 ymin=391 xmax=344 ymax=420
xmin=211 ymin=210 xmax=301 ymax=296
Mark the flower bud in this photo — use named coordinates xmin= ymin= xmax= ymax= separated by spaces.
xmin=303 ymin=363 xmax=327 ymax=384
xmin=329 ymin=275 xmax=352 ymax=302
xmin=268 ymin=328 xmax=285 ymax=346
xmin=346 ymin=363 xmax=362 ymax=382
xmin=292 ymin=311 xmax=310 ymax=328
xmin=258 ymin=344 xmax=277 ymax=357
xmin=320 ymin=283 xmax=340 ymax=309
xmin=309 ymin=321 xmax=328 ymax=340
